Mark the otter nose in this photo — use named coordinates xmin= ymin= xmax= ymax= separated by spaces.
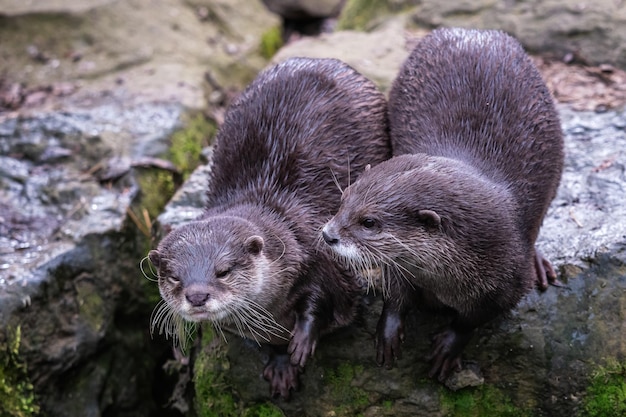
xmin=322 ymin=229 xmax=339 ymax=246
xmin=186 ymin=291 xmax=210 ymax=307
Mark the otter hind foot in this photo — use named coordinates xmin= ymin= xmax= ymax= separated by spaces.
xmin=428 ymin=328 xmax=472 ymax=382
xmin=263 ymin=351 xmax=301 ymax=400
xmin=534 ymin=249 xmax=562 ymax=291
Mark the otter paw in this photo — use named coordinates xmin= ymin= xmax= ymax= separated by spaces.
xmin=375 ymin=310 xmax=404 ymax=369
xmin=263 ymin=354 xmax=301 ymax=400
xmin=428 ymin=329 xmax=466 ymax=381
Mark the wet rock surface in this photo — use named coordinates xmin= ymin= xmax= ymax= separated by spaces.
xmin=0 ymin=101 xmax=184 ymax=416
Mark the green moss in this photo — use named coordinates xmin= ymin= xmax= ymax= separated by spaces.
xmin=337 ymin=0 xmax=392 ymax=31
xmin=440 ymin=385 xmax=531 ymax=417
xmin=168 ymin=113 xmax=216 ymax=180
xmin=326 ymin=362 xmax=369 ymax=416
xmin=259 ymin=26 xmax=283 ymax=59
xmin=242 ymin=402 xmax=285 ymax=417
xmin=193 ymin=325 xmax=240 ymax=417
xmin=133 ymin=112 xmax=216 ymax=224
xmin=382 ymin=399 xmax=393 ymax=411
xmin=75 ymin=280 xmax=107 ymax=334
xmin=582 ymin=358 xmax=626 ymax=417
xmin=136 ymin=170 xmax=176 ymax=222
xmin=0 ymin=326 xmax=40 ymax=417
xmin=129 ymin=111 xmax=217 ymax=255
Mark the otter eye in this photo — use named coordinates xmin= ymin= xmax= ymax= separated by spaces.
xmin=215 ymin=267 xmax=232 ymax=279
xmin=166 ymin=276 xmax=180 ymax=285
xmin=361 ymin=218 xmax=377 ymax=229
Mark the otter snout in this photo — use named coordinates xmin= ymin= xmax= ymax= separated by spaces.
xmin=185 ymin=283 xmax=210 ymax=307
xmin=322 ymin=223 xmax=339 ymax=246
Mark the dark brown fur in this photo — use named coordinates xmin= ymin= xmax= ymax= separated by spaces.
xmin=149 ymin=57 xmax=391 ymax=398
xmin=322 ymin=28 xmax=563 ymax=381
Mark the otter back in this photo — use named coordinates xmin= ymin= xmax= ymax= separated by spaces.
xmin=389 ymin=28 xmax=564 ymax=243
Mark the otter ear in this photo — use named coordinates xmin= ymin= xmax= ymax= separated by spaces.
xmin=244 ymin=235 xmax=264 ymax=255
xmin=364 ymin=164 xmax=371 ymax=172
xmin=148 ymin=250 xmax=161 ymax=268
xmin=417 ymin=209 xmax=441 ymax=229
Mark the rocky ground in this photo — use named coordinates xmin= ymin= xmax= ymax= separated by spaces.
xmin=1 ymin=0 xmax=625 ymax=417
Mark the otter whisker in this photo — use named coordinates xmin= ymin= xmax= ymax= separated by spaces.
xmin=231 ymin=308 xmax=269 ymax=345
xmin=265 ymin=266 xmax=296 ymax=279
xmin=216 ymin=296 xmax=290 ymax=346
xmin=245 ymin=298 xmax=291 ymax=335
xmin=150 ymin=300 xmax=196 ymax=352
xmin=268 ymin=230 xmax=287 ymax=267
xmin=212 ymin=322 xmax=229 ymax=343
xmin=372 ymin=240 xmax=418 ymax=280
xmin=140 ymin=255 xmax=158 ymax=282
xmin=149 ymin=300 xmax=169 ymax=337
xmin=226 ymin=307 xmax=251 ymax=342
xmin=329 ymin=167 xmax=344 ymax=195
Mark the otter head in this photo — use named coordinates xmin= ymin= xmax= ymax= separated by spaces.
xmin=322 ymin=154 xmax=516 ymax=297
xmin=148 ymin=216 xmax=291 ymax=343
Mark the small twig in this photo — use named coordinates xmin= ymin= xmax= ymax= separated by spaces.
xmin=142 ymin=207 xmax=152 ymax=233
xmin=126 ymin=206 xmax=151 ymax=237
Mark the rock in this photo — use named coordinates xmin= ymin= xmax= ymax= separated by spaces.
xmin=443 ymin=362 xmax=484 ymax=391
xmin=401 ymin=0 xmax=626 ymax=69
xmin=337 ymin=0 xmax=626 ymax=69
xmin=0 ymin=0 xmax=279 ymax=110
xmin=272 ymin=15 xmax=417 ymax=92
xmin=0 ymin=102 xmax=183 ymax=416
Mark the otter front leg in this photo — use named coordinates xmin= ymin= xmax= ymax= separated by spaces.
xmin=287 ymin=311 xmax=320 ymax=368
xmin=262 ymin=345 xmax=300 ymax=399
xmin=376 ymin=292 xmax=409 ymax=369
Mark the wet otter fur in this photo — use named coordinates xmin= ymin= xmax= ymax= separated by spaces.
xmin=148 ymin=57 xmax=390 ymax=398
xmin=322 ymin=28 xmax=564 ymax=381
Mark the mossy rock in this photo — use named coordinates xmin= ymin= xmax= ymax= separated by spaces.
xmin=582 ymin=358 xmax=626 ymax=417
xmin=260 ymin=26 xmax=284 ymax=59
xmin=0 ymin=327 xmax=39 ymax=417
xmin=439 ymin=384 xmax=531 ymax=417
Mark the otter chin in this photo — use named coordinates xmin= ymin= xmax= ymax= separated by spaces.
xmin=148 ymin=56 xmax=391 ymax=399
xmin=323 ymin=27 xmax=563 ymax=383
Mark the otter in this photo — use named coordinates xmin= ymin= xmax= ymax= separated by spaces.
xmin=148 ymin=57 xmax=391 ymax=398
xmin=322 ymin=28 xmax=564 ymax=381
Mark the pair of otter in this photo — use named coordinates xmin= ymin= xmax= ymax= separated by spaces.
xmin=149 ymin=27 xmax=563 ymax=398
